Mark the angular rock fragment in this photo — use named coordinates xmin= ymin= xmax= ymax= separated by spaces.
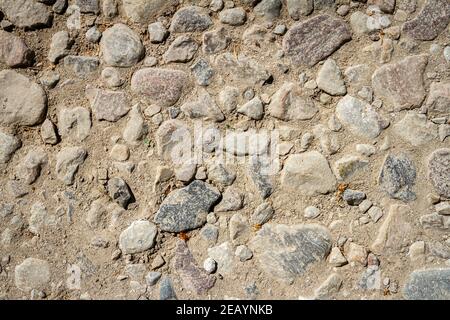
xmin=180 ymin=89 xmax=224 ymax=122
xmin=108 ymin=177 xmax=133 ymax=208
xmin=156 ymin=119 xmax=191 ymax=162
xmin=423 ymin=82 xmax=450 ymax=117
xmin=0 ymin=132 xmax=21 ymax=164
xmin=15 ymin=258 xmax=50 ymax=292
xmin=250 ymin=223 xmax=332 ymax=284
xmin=393 ymin=112 xmax=438 ymax=146
xmin=164 ymin=36 xmax=199 ymax=63
xmin=58 ymin=107 xmax=91 ymax=142
xmin=119 ymin=220 xmax=157 ymax=254
xmin=427 ymin=149 xmax=450 ymax=198
xmin=55 ymin=147 xmax=87 ymax=185
xmin=87 ymin=88 xmax=130 ymax=122
xmin=283 ymin=14 xmax=352 ymax=66
xmin=379 ymin=153 xmax=416 ymax=202
xmin=403 ymin=268 xmax=450 ymax=300
xmin=154 ymin=181 xmax=221 ymax=232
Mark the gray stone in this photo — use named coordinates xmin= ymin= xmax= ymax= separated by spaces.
xmin=173 ymin=240 xmax=216 ymax=294
xmin=208 ymin=242 xmax=235 ymax=274
xmin=379 ymin=153 xmax=416 ymax=202
xmin=316 ymin=59 xmax=346 ymax=96
xmin=15 ymin=258 xmax=50 ymax=292
xmin=286 ymin=0 xmax=313 ymax=20
xmin=164 ymin=36 xmax=199 ymax=63
xmin=254 ymin=0 xmax=282 ymax=20
xmin=208 ymin=163 xmax=236 ymax=186
xmin=170 ymin=6 xmax=212 ymax=33
xmin=283 ymin=14 xmax=352 ymax=67
xmin=436 ymin=202 xmax=450 ymax=216
xmin=101 ymin=67 xmax=123 ymax=88
xmin=427 ymin=149 xmax=450 ymax=198
xmin=0 ymin=70 xmax=47 ymax=126
xmin=119 ymin=220 xmax=157 ymax=254
xmin=40 ymin=119 xmax=58 ymax=145
xmin=39 ymin=71 xmax=60 ymax=89
xmin=159 ymin=277 xmax=177 ymax=300
xmin=146 ymin=271 xmax=161 ymax=286
xmin=155 ymin=119 xmax=191 ymax=162
xmin=304 ymin=206 xmax=320 ymax=219
xmin=122 ymin=0 xmax=178 ymax=24
xmin=281 ymin=152 xmax=336 ymax=196
xmin=200 ymin=224 xmax=219 ymax=244
xmin=214 ymin=52 xmax=271 ymax=86
xmin=64 ymin=55 xmax=99 ymax=77
xmin=218 ymin=86 xmax=239 ymax=113
xmin=268 ymin=82 xmax=318 ymax=121
xmin=248 ymin=155 xmax=274 ymax=199
xmin=0 ymin=0 xmax=52 ymax=29
xmin=100 ymin=24 xmax=144 ymax=67
xmin=181 ymin=89 xmax=224 ymax=122
xmin=191 ymin=58 xmax=214 ymax=86
xmin=237 ymin=97 xmax=264 ymax=120
xmin=48 ymin=31 xmax=71 ymax=63
xmin=368 ymin=206 xmax=383 ymax=223
xmin=154 ymin=181 xmax=221 ymax=232
xmin=215 ymin=187 xmax=244 ymax=212
xmin=403 ymin=269 xmax=450 ymax=300
xmin=251 ymin=202 xmax=274 ymax=225
xmin=315 ymin=273 xmax=343 ymax=299
xmin=342 ymin=189 xmax=366 ymax=206
xmin=219 ymin=8 xmax=247 ymax=26
xmin=55 ymin=147 xmax=87 ymax=185
xmin=372 ymin=55 xmax=428 ymax=111
xmin=148 ymin=22 xmax=168 ymax=43
xmin=53 ymin=0 xmax=68 ymax=14
xmin=86 ymin=26 xmax=101 ymax=43
xmin=131 ymin=68 xmax=187 ymax=107
xmin=15 ymin=148 xmax=47 ymax=185
xmin=75 ymin=0 xmax=99 ymax=13
xmin=210 ymin=0 xmax=224 ymax=12
xmin=393 ymin=112 xmax=438 ymax=147
xmin=335 ymin=95 xmax=387 ymax=139
xmin=368 ymin=0 xmax=395 ymax=13
xmin=123 ymin=104 xmax=146 ymax=145
xmin=403 ymin=0 xmax=450 ymax=41
xmin=0 ymin=30 xmax=34 ymax=67
xmin=87 ymin=88 xmax=130 ymax=122
xmin=108 ymin=177 xmax=133 ymax=208
xmin=0 ymin=132 xmax=21 ymax=164
xmin=333 ymin=155 xmax=368 ymax=181
xmin=203 ymin=27 xmax=231 ymax=55
xmin=250 ymin=223 xmax=332 ymax=284
xmin=235 ymin=245 xmax=253 ymax=261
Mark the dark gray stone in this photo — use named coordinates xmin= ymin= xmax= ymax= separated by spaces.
xmin=379 ymin=154 xmax=416 ymax=202
xmin=191 ymin=58 xmax=214 ymax=86
xmin=403 ymin=0 xmax=450 ymax=41
xmin=342 ymin=189 xmax=366 ymax=206
xmin=154 ymin=181 xmax=221 ymax=232
xmin=202 ymin=27 xmax=231 ymax=55
xmin=283 ymin=14 xmax=351 ymax=67
xmin=108 ymin=177 xmax=133 ymax=208
xmin=403 ymin=269 xmax=450 ymax=300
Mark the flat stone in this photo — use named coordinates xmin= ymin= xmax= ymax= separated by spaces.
xmin=122 ymin=0 xmax=179 ymax=24
xmin=15 ymin=258 xmax=50 ymax=292
xmin=0 ymin=0 xmax=52 ymax=29
xmin=316 ymin=59 xmax=346 ymax=96
xmin=55 ymin=147 xmax=87 ymax=185
xmin=379 ymin=153 xmax=416 ymax=202
xmin=0 ymin=131 xmax=21 ymax=164
xmin=283 ymin=14 xmax=352 ymax=67
xmin=423 ymin=82 xmax=450 ymax=117
xmin=281 ymin=151 xmax=336 ymax=196
xmin=268 ymin=82 xmax=318 ymax=121
xmin=203 ymin=27 xmax=231 ymax=55
xmin=181 ymin=89 xmax=224 ymax=122
xmin=207 ymin=242 xmax=235 ymax=274
xmin=173 ymin=240 xmax=216 ymax=294
xmin=58 ymin=107 xmax=91 ymax=142
xmin=427 ymin=149 xmax=450 ymax=198
xmin=314 ymin=273 xmax=343 ymax=299
xmin=164 ymin=36 xmax=199 ymax=63
xmin=100 ymin=24 xmax=144 ymax=67
xmin=214 ymin=52 xmax=271 ymax=86
xmin=335 ymin=95 xmax=387 ymax=139
xmin=155 ymin=120 xmax=191 ymax=162
xmin=159 ymin=277 xmax=177 ymax=300
xmin=286 ymin=0 xmax=314 ymax=20
xmin=214 ymin=187 xmax=244 ymax=212
xmin=170 ymin=6 xmax=212 ymax=33
xmin=403 ymin=268 xmax=450 ymax=300
xmin=87 ymin=88 xmax=130 ymax=122
xmin=333 ymin=155 xmax=368 ymax=181
xmin=0 ymin=30 xmax=34 ymax=67
xmin=372 ymin=55 xmax=428 ymax=111
xmin=0 ymin=70 xmax=47 ymax=126
xmin=251 ymin=202 xmax=274 ymax=225
xmin=371 ymin=204 xmax=416 ymax=254
xmin=403 ymin=0 xmax=450 ymax=41
xmin=131 ymin=68 xmax=188 ymax=107
xmin=119 ymin=220 xmax=157 ymax=254
xmin=250 ymin=223 xmax=332 ymax=284
xmin=64 ymin=55 xmax=99 ymax=77
xmin=393 ymin=112 xmax=438 ymax=146
xmin=248 ymin=155 xmax=274 ymax=199
xmin=154 ymin=181 xmax=221 ymax=232
xmin=237 ymin=97 xmax=264 ymax=120
xmin=75 ymin=0 xmax=99 ymax=13
xmin=328 ymin=247 xmax=347 ymax=267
